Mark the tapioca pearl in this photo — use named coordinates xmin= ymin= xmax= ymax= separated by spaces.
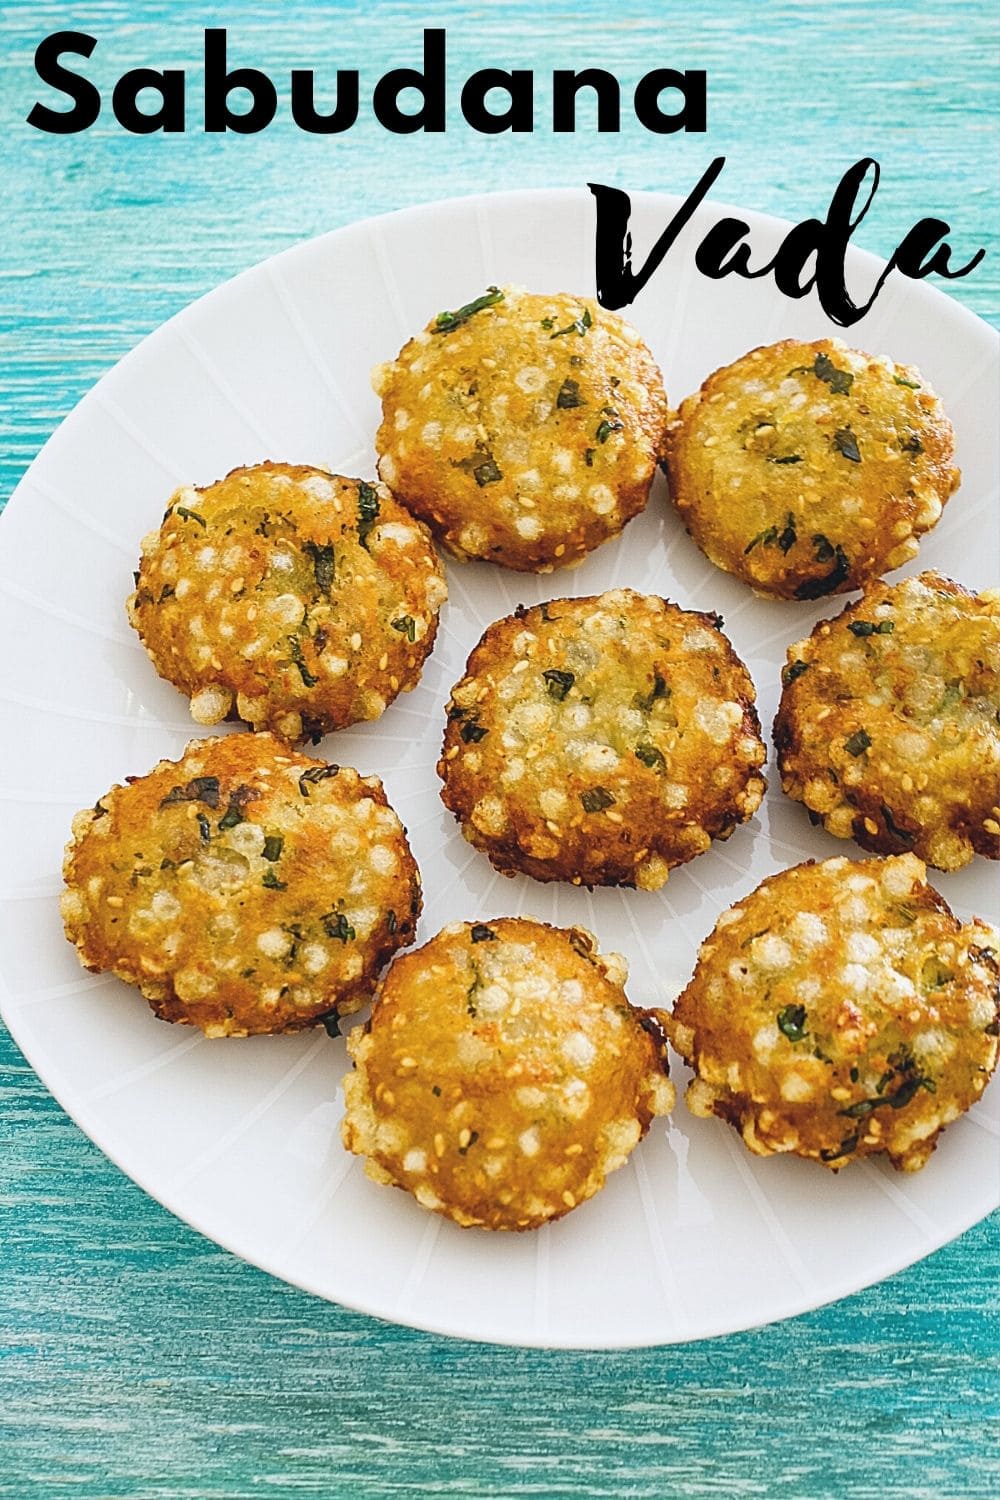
xmin=187 ymin=614 xmax=206 ymax=638
xmin=538 ymin=787 xmax=568 ymax=819
xmin=750 ymin=934 xmax=793 ymax=971
xmin=477 ymin=984 xmax=510 ymax=1019
xmin=512 ymin=700 xmax=554 ymax=735
xmin=779 ymin=1072 xmax=814 ymax=1103
xmin=515 ymin=514 xmax=542 ymax=539
xmin=173 ymin=968 xmax=215 ymax=1001
xmin=189 ymin=684 xmax=232 ymax=725
xmin=686 ymin=627 xmax=722 ymax=654
xmin=403 ymin=1149 xmax=427 ymax=1174
xmin=551 ymin=449 xmax=574 ymax=475
xmin=695 ymin=699 xmax=744 ymax=744
xmin=378 ymin=453 xmax=399 ymax=486
xmin=266 ymin=593 xmax=305 ymax=628
xmin=257 ymin=928 xmax=292 ymax=960
xmin=647 ymin=1075 xmax=675 ymax=1116
xmin=661 ymin=782 xmax=688 ymax=810
xmin=457 ymin=522 xmax=489 ymax=554
xmin=589 ymin=485 xmax=615 ymax=515
xmin=561 ymin=1031 xmax=596 ymax=1068
xmin=563 ymin=704 xmax=592 ymax=731
xmin=789 ymin=912 xmax=828 ymax=950
xmin=560 ymin=1078 xmax=592 ymax=1119
xmin=552 ymin=484 xmax=581 ymax=505
xmin=846 ymin=931 xmax=881 ymax=964
xmin=617 ymin=707 xmax=644 ymax=734
xmin=880 ymin=853 xmax=925 ymax=897
xmin=369 ymin=845 xmax=398 ymax=877
xmin=752 ymin=1023 xmax=781 ymax=1061
xmin=840 ymin=963 xmax=870 ymax=993
xmin=604 ymin=1118 xmax=642 ymax=1160
xmin=515 ymin=367 xmax=546 ymax=394
xmin=150 ymin=890 xmax=181 ymax=922
xmin=392 ymin=409 xmax=411 ymax=432
xmin=500 ymin=757 xmax=526 ymax=786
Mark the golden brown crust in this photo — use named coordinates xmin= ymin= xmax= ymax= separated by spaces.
xmin=437 ymin=589 xmax=766 ymax=888
xmin=341 ymin=918 xmax=675 ymax=1230
xmin=774 ymin=572 xmax=1000 ymax=870
xmin=664 ymin=339 xmax=958 ymax=599
xmin=373 ymin=285 xmax=669 ymax=572
xmin=60 ymin=733 xmax=421 ymax=1037
xmin=667 ymin=855 xmax=999 ymax=1172
xmin=127 ymin=462 xmax=447 ymax=743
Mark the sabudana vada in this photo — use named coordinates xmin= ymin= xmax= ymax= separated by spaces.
xmin=61 ymin=733 xmax=420 ymax=1037
xmin=372 ymin=285 xmax=669 ymax=571
xmin=438 ymin=589 xmax=766 ymax=889
xmin=664 ymin=339 xmax=958 ymax=599
xmin=341 ymin=918 xmax=675 ymax=1230
xmin=775 ymin=572 xmax=1000 ymax=870
xmin=667 ymin=854 xmax=999 ymax=1172
xmin=128 ymin=462 xmax=447 ymax=743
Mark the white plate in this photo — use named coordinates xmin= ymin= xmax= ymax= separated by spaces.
xmin=1 ymin=190 xmax=997 ymax=1349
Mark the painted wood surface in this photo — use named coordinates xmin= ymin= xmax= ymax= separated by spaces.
xmin=1 ymin=1 xmax=997 ymax=1494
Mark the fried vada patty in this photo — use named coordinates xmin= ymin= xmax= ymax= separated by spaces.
xmin=438 ymin=589 xmax=767 ymax=889
xmin=341 ymin=918 xmax=675 ymax=1230
xmin=60 ymin=733 xmax=420 ymax=1037
xmin=128 ymin=462 xmax=447 ymax=743
xmin=372 ymin=285 xmax=669 ymax=571
xmin=667 ymin=854 xmax=999 ymax=1172
xmin=775 ymin=572 xmax=1000 ymax=871
xmin=664 ymin=339 xmax=958 ymax=599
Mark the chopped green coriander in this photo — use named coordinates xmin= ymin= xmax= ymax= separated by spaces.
xmin=433 ymin=287 xmax=504 ymax=334
xmin=262 ymin=868 xmax=287 ymax=890
xmin=580 ymin=786 xmax=615 ymax=813
xmin=768 ymin=454 xmax=802 ymax=465
xmin=893 ymin=374 xmax=921 ymax=389
xmin=262 ymin=835 xmax=284 ymax=862
xmin=595 ymin=409 xmax=624 ymax=444
xmin=316 ymin=1008 xmax=342 ymax=1038
xmin=160 ymin=776 xmax=221 ymax=810
xmin=322 ymin=912 xmax=356 ymax=943
xmin=782 ymin=660 xmax=810 ymax=685
xmin=470 ymin=924 xmax=497 ymax=943
xmin=303 ymin=540 xmax=335 ymax=593
xmin=549 ymin=307 xmax=592 ymax=339
xmin=634 ymin=742 xmax=666 ymax=771
xmin=391 ymin=614 xmax=417 ymax=642
xmin=556 ymin=377 xmax=586 ymax=409
xmin=832 ymin=427 xmax=861 ymax=462
xmin=777 ymin=1004 xmax=808 ymax=1042
xmin=287 ymin=635 xmax=318 ymax=687
xmin=812 ymin=351 xmax=854 ymax=395
xmin=460 ymin=719 xmax=488 ymax=743
xmin=820 ymin=1132 xmax=859 ymax=1162
xmin=298 ymin=764 xmax=340 ymax=796
xmin=634 ymin=671 xmax=670 ymax=712
xmin=357 ymin=481 xmax=380 ymax=549
xmin=174 ymin=505 xmax=206 ymax=527
xmin=473 ymin=457 xmax=503 ymax=487
xmin=542 ymin=668 xmax=575 ymax=700
xmin=848 ymin=619 xmax=894 ymax=637
xmin=844 ymin=728 xmax=872 ymax=757
xmin=196 ymin=812 xmax=211 ymax=843
xmin=900 ymin=433 xmax=923 ymax=453
xmin=794 ymin=538 xmax=850 ymax=598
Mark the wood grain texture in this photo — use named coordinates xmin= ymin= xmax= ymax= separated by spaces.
xmin=1 ymin=0 xmax=997 ymax=1495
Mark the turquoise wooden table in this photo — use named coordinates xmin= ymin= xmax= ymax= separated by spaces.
xmin=2 ymin=2 xmax=997 ymax=1494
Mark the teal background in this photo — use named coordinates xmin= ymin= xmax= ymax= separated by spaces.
xmin=1 ymin=1 xmax=997 ymax=1494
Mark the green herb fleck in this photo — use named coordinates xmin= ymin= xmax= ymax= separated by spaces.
xmin=391 ymin=614 xmax=417 ymax=642
xmin=634 ymin=671 xmax=669 ymax=712
xmin=471 ymin=924 xmax=497 ymax=943
xmin=287 ymin=635 xmax=318 ymax=687
xmin=893 ymin=374 xmax=921 ymax=390
xmin=833 ymin=427 xmax=861 ymax=462
xmin=777 ymin=1004 xmax=808 ymax=1043
xmin=543 ymin=668 xmax=575 ymax=701
xmin=794 ymin=539 xmax=850 ymax=599
xmin=768 ymin=454 xmax=802 ymax=465
xmin=316 ymin=1008 xmax=342 ymax=1038
xmin=322 ymin=912 xmax=356 ymax=943
xmin=458 ymin=1130 xmax=479 ymax=1157
xmin=473 ymin=457 xmax=503 ymax=487
xmin=556 ymin=377 xmax=586 ymax=409
xmin=460 ymin=719 xmax=488 ymax=743
xmin=782 ymin=660 xmax=810 ymax=685
xmin=157 ymin=583 xmax=176 ymax=603
xmin=820 ymin=1133 xmax=859 ymax=1163
xmin=549 ymin=307 xmax=592 ymax=339
xmin=386 ymin=910 xmax=397 ymax=934
xmin=583 ymin=447 xmax=595 ymax=467
xmin=433 ymin=287 xmax=504 ymax=335
xmin=635 ymin=743 xmax=666 ymax=771
xmin=844 ymin=729 xmax=872 ymax=757
xmin=595 ymin=410 xmax=624 ymax=444
xmin=303 ymin=541 xmax=335 ymax=593
xmin=160 ymin=776 xmax=221 ymax=810
xmin=218 ymin=785 xmax=256 ymax=830
xmin=298 ymin=764 xmax=340 ymax=796
xmin=262 ymin=868 xmax=287 ymax=890
xmin=881 ymin=804 xmax=914 ymax=844
xmin=813 ymin=351 xmax=854 ymax=395
xmin=174 ymin=505 xmax=206 ymax=527
xmin=262 ymin=835 xmax=284 ymax=862
xmin=357 ymin=481 xmax=380 ymax=549
xmin=196 ymin=812 xmax=211 ymax=843
xmin=921 ymin=956 xmax=954 ymax=991
xmin=581 ymin=786 xmax=615 ymax=813
xmin=901 ymin=432 xmax=923 ymax=454
xmin=848 ymin=619 xmax=895 ymax=637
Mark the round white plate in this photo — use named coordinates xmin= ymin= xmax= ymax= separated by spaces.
xmin=1 ymin=190 xmax=997 ymax=1349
